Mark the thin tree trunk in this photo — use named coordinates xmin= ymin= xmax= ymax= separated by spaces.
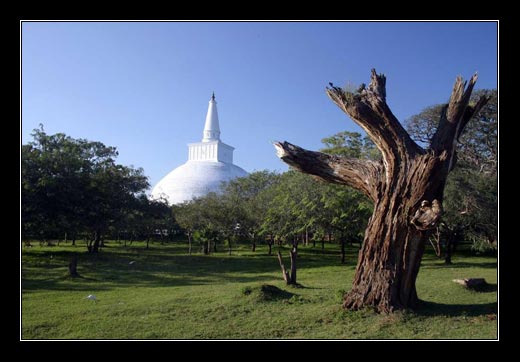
xmin=252 ymin=241 xmax=256 ymax=252
xmin=188 ymin=233 xmax=192 ymax=255
xmin=277 ymin=251 xmax=290 ymax=284
xmin=340 ymin=238 xmax=346 ymax=264
xmin=86 ymin=238 xmax=93 ymax=253
xmin=72 ymin=237 xmax=76 ymax=246
xmin=68 ymin=255 xmax=79 ymax=277
xmin=444 ymin=234 xmax=453 ymax=265
xmin=146 ymin=237 xmax=150 ymax=250
xmin=321 ymin=239 xmax=325 ymax=253
xmin=289 ymin=247 xmax=297 ymax=284
xmin=274 ymin=69 xmax=487 ymax=312
xmin=213 ymin=240 xmax=217 ymax=253
xmin=228 ymin=238 xmax=232 ymax=255
xmin=91 ymin=231 xmax=101 ymax=253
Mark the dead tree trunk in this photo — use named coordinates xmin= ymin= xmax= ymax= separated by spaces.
xmin=277 ymin=251 xmax=290 ymax=284
xmin=274 ymin=69 xmax=487 ymax=313
xmin=277 ymin=249 xmax=297 ymax=285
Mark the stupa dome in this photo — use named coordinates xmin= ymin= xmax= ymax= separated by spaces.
xmin=151 ymin=94 xmax=248 ymax=204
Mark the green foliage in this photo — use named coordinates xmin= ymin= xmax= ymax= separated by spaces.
xmin=320 ymin=131 xmax=380 ymax=160
xmin=172 ymin=132 xmax=375 ymax=251
xmin=21 ymin=125 xmax=168 ymax=250
xmin=22 ymin=243 xmax=497 ymax=339
xmin=470 ymin=237 xmax=498 ymax=256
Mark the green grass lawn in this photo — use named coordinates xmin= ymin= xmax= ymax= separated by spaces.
xmin=21 ymin=241 xmax=497 ymax=339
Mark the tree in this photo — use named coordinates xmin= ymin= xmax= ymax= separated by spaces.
xmin=173 ymin=202 xmax=199 ymax=255
xmin=321 ymin=131 xmax=380 ymax=160
xmin=274 ymin=69 xmax=488 ymax=312
xmin=21 ymin=126 xmax=150 ymax=252
xmin=222 ymin=171 xmax=280 ymax=253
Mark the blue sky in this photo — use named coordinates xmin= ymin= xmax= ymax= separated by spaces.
xmin=22 ymin=21 xmax=497 ymax=189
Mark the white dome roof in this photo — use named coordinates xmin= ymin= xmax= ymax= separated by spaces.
xmin=151 ymin=160 xmax=248 ymax=205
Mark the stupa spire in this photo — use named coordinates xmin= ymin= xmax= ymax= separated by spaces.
xmin=202 ymin=93 xmax=220 ymax=142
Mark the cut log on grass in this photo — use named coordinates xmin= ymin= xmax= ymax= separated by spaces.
xmin=452 ymin=278 xmax=487 ymax=289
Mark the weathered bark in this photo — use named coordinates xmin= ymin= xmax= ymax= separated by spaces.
xmin=274 ymin=69 xmax=488 ymax=313
xmin=68 ymin=255 xmax=79 ymax=277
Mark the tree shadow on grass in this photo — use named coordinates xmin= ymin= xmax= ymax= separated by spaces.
xmin=415 ymin=300 xmax=497 ymax=317
xmin=22 ymin=252 xmax=281 ymax=292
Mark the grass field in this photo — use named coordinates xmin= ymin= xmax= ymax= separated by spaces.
xmin=21 ymin=241 xmax=497 ymax=339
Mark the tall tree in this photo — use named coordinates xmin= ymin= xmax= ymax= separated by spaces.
xmin=274 ymin=69 xmax=488 ymax=312
xmin=21 ymin=126 xmax=149 ymax=252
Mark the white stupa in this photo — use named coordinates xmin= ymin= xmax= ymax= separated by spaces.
xmin=151 ymin=93 xmax=248 ymax=205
